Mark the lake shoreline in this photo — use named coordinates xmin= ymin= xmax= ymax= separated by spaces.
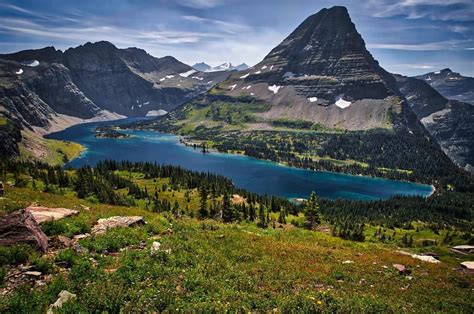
xmin=47 ymin=118 xmax=434 ymax=201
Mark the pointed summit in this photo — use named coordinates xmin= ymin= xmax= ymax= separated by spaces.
xmin=230 ymin=6 xmax=398 ymax=102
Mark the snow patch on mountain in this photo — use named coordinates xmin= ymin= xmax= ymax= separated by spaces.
xmin=308 ymin=97 xmax=318 ymax=102
xmin=268 ymin=85 xmax=281 ymax=94
xmin=146 ymin=109 xmax=168 ymax=117
xmin=335 ymin=95 xmax=351 ymax=109
xmin=22 ymin=60 xmax=39 ymax=67
xmin=179 ymin=69 xmax=196 ymax=77
xmin=15 ymin=69 xmax=23 ymax=74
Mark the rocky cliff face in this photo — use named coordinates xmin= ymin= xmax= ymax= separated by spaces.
xmin=395 ymin=74 xmax=474 ymax=172
xmin=415 ymin=69 xmax=474 ymax=105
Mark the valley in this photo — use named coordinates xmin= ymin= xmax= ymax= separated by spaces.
xmin=0 ymin=3 xmax=473 ymax=313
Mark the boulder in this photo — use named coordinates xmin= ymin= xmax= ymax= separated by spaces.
xmin=0 ymin=209 xmax=48 ymax=251
xmin=453 ymin=245 xmax=474 ymax=254
xmin=91 ymin=216 xmax=145 ymax=235
xmin=393 ymin=264 xmax=411 ymax=275
xmin=47 ymin=290 xmax=77 ymax=314
xmin=460 ymin=261 xmax=474 ymax=270
xmin=25 ymin=206 xmax=79 ymax=223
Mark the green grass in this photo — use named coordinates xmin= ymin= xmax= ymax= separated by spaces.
xmin=0 ymin=116 xmax=7 ymax=126
xmin=0 ymin=172 xmax=472 ymax=312
xmin=19 ymin=131 xmax=84 ymax=166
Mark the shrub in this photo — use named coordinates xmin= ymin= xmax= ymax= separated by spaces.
xmin=0 ymin=245 xmax=33 ymax=266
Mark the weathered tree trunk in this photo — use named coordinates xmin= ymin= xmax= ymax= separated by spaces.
xmin=0 ymin=209 xmax=49 ymax=252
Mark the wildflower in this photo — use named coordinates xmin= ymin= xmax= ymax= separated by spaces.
xmin=317 ymin=300 xmax=322 ymax=305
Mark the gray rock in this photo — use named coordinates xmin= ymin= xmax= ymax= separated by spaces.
xmin=47 ymin=290 xmax=77 ymax=314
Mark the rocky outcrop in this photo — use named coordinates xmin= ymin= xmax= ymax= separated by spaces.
xmin=25 ymin=206 xmax=80 ymax=223
xmin=415 ymin=69 xmax=474 ymax=105
xmin=395 ymin=74 xmax=474 ymax=172
xmin=0 ymin=209 xmax=49 ymax=252
xmin=91 ymin=216 xmax=145 ymax=235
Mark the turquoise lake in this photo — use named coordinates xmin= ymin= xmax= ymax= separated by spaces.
xmin=46 ymin=118 xmax=434 ymax=201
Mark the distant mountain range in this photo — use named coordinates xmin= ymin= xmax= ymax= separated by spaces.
xmin=415 ymin=68 xmax=474 ymax=105
xmin=192 ymin=62 xmax=249 ymax=72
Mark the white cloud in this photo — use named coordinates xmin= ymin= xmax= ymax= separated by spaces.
xmin=368 ymin=39 xmax=472 ymax=51
xmin=367 ymin=0 xmax=474 ymax=21
xmin=176 ymin=0 xmax=224 ymax=9
xmin=182 ymin=15 xmax=251 ymax=34
xmin=390 ymin=63 xmax=435 ymax=69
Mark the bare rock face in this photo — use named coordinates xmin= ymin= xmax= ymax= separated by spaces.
xmin=395 ymin=74 xmax=474 ymax=173
xmin=25 ymin=206 xmax=79 ymax=223
xmin=0 ymin=209 xmax=48 ymax=252
xmin=91 ymin=216 xmax=145 ymax=235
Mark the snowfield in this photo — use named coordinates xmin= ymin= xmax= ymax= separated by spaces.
xmin=308 ymin=97 xmax=318 ymax=102
xmin=15 ymin=69 xmax=23 ymax=74
xmin=179 ymin=69 xmax=196 ymax=77
xmin=240 ymin=73 xmax=249 ymax=79
xmin=268 ymin=85 xmax=281 ymax=94
xmin=229 ymin=84 xmax=237 ymax=91
xmin=22 ymin=60 xmax=39 ymax=67
xmin=335 ymin=95 xmax=351 ymax=109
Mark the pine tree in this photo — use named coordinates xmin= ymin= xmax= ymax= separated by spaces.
xmin=222 ymin=193 xmax=233 ymax=222
xmin=278 ymin=209 xmax=286 ymax=224
xmin=257 ymin=204 xmax=267 ymax=228
xmin=199 ymin=185 xmax=208 ymax=219
xmin=249 ymin=203 xmax=256 ymax=221
xmin=173 ymin=200 xmax=179 ymax=217
xmin=304 ymin=191 xmax=321 ymax=230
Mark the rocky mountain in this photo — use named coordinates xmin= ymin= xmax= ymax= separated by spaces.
xmin=192 ymin=62 xmax=249 ymax=72
xmin=180 ymin=6 xmax=408 ymax=131
xmin=395 ymin=74 xmax=474 ymax=172
xmin=192 ymin=62 xmax=212 ymax=72
xmin=415 ymin=69 xmax=474 ymax=105
xmin=0 ymin=41 xmax=229 ymax=160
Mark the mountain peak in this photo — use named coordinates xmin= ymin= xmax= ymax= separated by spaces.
xmin=246 ymin=6 xmax=396 ymax=101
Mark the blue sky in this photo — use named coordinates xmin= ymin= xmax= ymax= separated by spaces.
xmin=0 ymin=0 xmax=473 ymax=76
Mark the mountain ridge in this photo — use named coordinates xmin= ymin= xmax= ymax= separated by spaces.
xmin=414 ymin=68 xmax=474 ymax=105
xmin=0 ymin=41 xmax=230 ymax=161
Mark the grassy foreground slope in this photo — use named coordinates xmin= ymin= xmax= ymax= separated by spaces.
xmin=0 ymin=162 xmax=472 ymax=312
